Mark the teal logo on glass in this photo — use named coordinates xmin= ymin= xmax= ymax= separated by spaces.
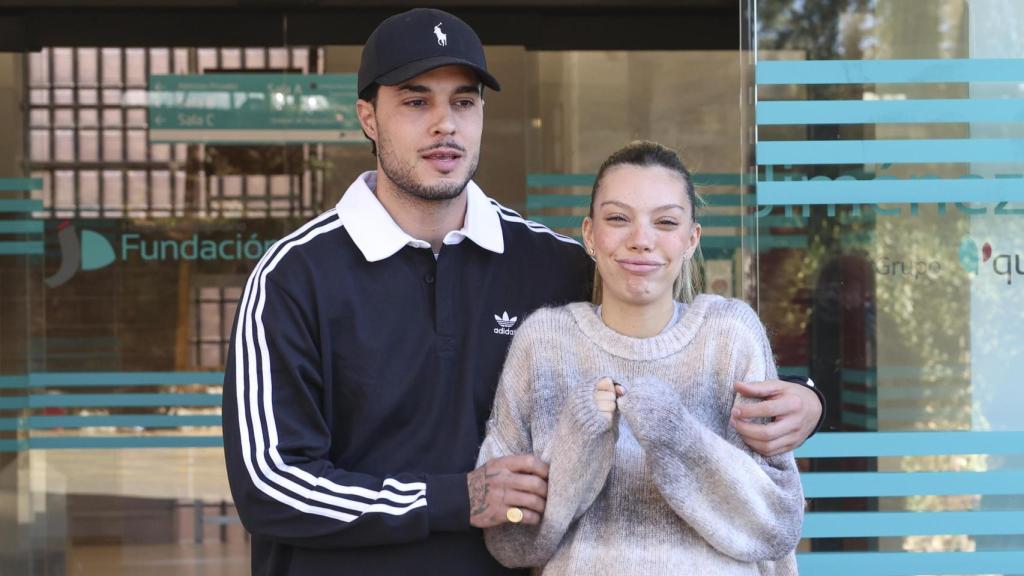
xmin=958 ymin=237 xmax=1023 ymax=285
xmin=46 ymin=222 xmax=115 ymax=288
xmin=958 ymin=237 xmax=992 ymax=274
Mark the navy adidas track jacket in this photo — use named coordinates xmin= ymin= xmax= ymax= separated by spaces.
xmin=222 ymin=173 xmax=592 ymax=575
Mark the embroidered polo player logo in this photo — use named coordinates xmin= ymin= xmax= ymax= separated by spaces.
xmin=493 ymin=311 xmax=518 ymax=336
xmin=433 ymin=23 xmax=448 ymax=46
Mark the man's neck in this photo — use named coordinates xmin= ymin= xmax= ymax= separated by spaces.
xmin=372 ymin=171 xmax=468 ymax=253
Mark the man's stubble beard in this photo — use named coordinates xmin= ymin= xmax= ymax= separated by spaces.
xmin=376 ymin=128 xmax=480 ymax=203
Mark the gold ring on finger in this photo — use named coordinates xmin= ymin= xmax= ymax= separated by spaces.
xmin=506 ymin=507 xmax=524 ymax=524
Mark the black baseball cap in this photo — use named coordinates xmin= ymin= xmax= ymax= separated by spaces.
xmin=358 ymin=8 xmax=501 ymax=99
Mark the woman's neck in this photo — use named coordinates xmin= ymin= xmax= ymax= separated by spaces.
xmin=599 ymin=296 xmax=675 ymax=338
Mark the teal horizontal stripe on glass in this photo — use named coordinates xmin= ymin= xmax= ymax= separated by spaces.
xmin=757 ymin=138 xmax=1024 ymax=165
xmin=776 ymin=366 xmax=809 ymax=378
xmin=757 ymin=178 xmax=1024 ymax=205
xmin=700 ymin=215 xmax=745 ymax=227
xmin=525 ymin=193 xmax=751 ymax=210
xmin=878 ymin=386 xmax=965 ymax=401
xmin=526 ymin=194 xmax=590 ymax=209
xmin=802 ymin=510 xmax=1024 ymax=538
xmin=26 ymin=393 xmax=221 ymax=409
xmin=34 ymin=336 xmax=120 ymax=347
xmin=25 ymin=371 xmax=225 ymax=388
xmin=527 ymin=173 xmax=594 ymax=188
xmin=876 ymin=364 xmax=968 ymax=380
xmin=0 ymin=199 xmax=44 ymax=212
xmin=757 ymin=58 xmax=1024 ymax=85
xmin=527 ymin=173 xmax=743 ymax=189
xmin=796 ymin=431 xmax=1024 ymax=458
xmin=797 ymin=551 xmax=1024 ymax=575
xmin=0 ymin=439 xmax=27 ymax=452
xmin=704 ymin=194 xmax=749 ymax=207
xmin=26 ymin=414 xmax=221 ymax=429
xmin=0 ymin=375 xmax=28 ymax=389
xmin=693 ymin=174 xmax=743 ymax=186
xmin=840 ymin=389 xmax=875 ymax=408
xmin=531 ymin=215 xmax=581 ymax=228
xmin=527 ymin=214 xmax=793 ymax=229
xmin=841 ymin=368 xmax=873 ymax=383
xmin=0 ymin=418 xmax=22 ymax=431
xmin=702 ymin=235 xmax=808 ymax=249
xmin=0 ymin=221 xmax=44 ymax=234
xmin=801 ymin=470 xmax=1024 ymax=497
xmin=757 ymin=99 xmax=1024 ymax=125
xmin=698 ymin=215 xmax=808 ymax=228
xmin=27 ymin=436 xmax=223 ymax=450
xmin=0 ymin=397 xmax=27 ymax=409
xmin=0 ymin=178 xmax=43 ymax=191
xmin=0 ymin=241 xmax=44 ymax=255
xmin=28 ymin=351 xmax=119 ymax=360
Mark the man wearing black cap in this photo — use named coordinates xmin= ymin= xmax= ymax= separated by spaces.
xmin=222 ymin=7 xmax=823 ymax=575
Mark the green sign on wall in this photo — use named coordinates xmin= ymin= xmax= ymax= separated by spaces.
xmin=148 ymin=74 xmax=361 ymax=144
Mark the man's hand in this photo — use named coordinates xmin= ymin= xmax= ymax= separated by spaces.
xmin=468 ymin=455 xmax=549 ymax=528
xmin=731 ymin=379 xmax=822 ymax=457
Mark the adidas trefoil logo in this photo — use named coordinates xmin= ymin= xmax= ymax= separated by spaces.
xmin=493 ymin=311 xmax=518 ymax=336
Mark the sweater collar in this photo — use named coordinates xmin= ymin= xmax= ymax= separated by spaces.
xmin=567 ymin=295 xmax=720 ymax=361
xmin=335 ymin=171 xmax=505 ymax=263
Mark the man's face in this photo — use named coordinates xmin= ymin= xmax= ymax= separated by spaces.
xmin=357 ymin=65 xmax=484 ymax=201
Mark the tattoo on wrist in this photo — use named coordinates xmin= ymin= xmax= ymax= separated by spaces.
xmin=469 ymin=464 xmax=491 ymax=516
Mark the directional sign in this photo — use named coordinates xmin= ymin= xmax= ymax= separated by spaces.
xmin=148 ymin=74 xmax=361 ymax=144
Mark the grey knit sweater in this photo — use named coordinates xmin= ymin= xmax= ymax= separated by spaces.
xmin=478 ymin=295 xmax=804 ymax=575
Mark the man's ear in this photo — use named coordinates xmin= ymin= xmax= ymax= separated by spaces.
xmin=356 ymin=99 xmax=378 ymax=143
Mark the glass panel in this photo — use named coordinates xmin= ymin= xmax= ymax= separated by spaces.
xmin=126 ymin=108 xmax=146 ymax=127
xmin=149 ymin=48 xmax=170 ymax=75
xmin=103 ymin=170 xmax=124 ymax=213
xmin=29 ymin=49 xmax=49 ymax=85
xmin=77 ymin=48 xmax=98 ymax=85
xmin=79 ymin=129 xmax=99 ymax=161
xmin=126 ymin=129 xmax=147 ymax=161
xmin=79 ymin=170 xmax=99 ymax=214
xmin=30 ymin=129 xmax=50 ymax=160
xmin=125 ymin=48 xmax=146 ymax=86
xmin=197 ymin=48 xmax=217 ymax=72
xmin=30 ymin=88 xmax=50 ymax=104
xmin=102 ymin=129 xmax=122 ymax=161
xmin=30 ymin=109 xmax=49 ymax=127
xmin=53 ymin=47 xmax=74 ymax=85
xmin=269 ymin=48 xmax=289 ymax=69
xmin=101 ymin=47 xmax=121 ymax=84
xmin=78 ymin=108 xmax=98 ymax=127
xmin=173 ymin=48 xmax=190 ymax=73
xmin=53 ymin=108 xmax=74 ymax=127
xmin=54 ymin=129 xmax=74 ymax=161
xmin=102 ymin=88 xmax=123 ymax=105
xmin=220 ymin=48 xmax=241 ymax=69
xmin=78 ymin=88 xmax=98 ymax=105
xmin=244 ymin=48 xmax=266 ymax=68
xmin=750 ymin=0 xmax=1024 ymax=566
xmin=53 ymin=88 xmax=73 ymax=104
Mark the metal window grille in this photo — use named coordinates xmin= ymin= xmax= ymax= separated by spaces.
xmin=26 ymin=46 xmax=327 ymax=219
xmin=190 ymin=284 xmax=243 ymax=369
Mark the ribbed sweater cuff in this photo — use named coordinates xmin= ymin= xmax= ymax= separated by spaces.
xmin=426 ymin=473 xmax=470 ymax=532
xmin=569 ymin=377 xmax=614 ymax=436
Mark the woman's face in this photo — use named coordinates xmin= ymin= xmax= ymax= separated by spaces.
xmin=583 ymin=164 xmax=701 ymax=308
